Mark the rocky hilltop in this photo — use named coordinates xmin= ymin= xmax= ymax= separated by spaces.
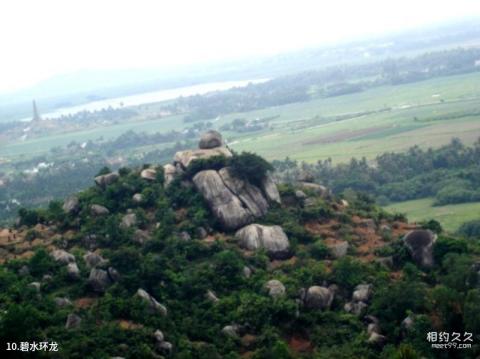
xmin=0 ymin=131 xmax=478 ymax=358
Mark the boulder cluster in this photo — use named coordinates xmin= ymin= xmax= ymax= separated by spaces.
xmin=165 ymin=130 xmax=290 ymax=259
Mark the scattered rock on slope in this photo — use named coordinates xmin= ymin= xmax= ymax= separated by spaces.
xmin=403 ymin=229 xmax=437 ymax=268
xmin=235 ymin=224 xmax=290 ymax=259
xmin=199 ymin=130 xmax=223 ymax=149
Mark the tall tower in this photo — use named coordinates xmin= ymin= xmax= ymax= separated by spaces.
xmin=32 ymin=100 xmax=42 ymax=122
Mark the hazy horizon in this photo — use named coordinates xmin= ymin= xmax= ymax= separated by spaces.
xmin=1 ymin=0 xmax=480 ymax=95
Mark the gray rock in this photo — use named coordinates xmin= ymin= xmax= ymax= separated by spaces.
xmin=222 ymin=324 xmax=240 ymax=338
xmin=340 ymin=199 xmax=349 ymax=207
xmin=42 ymin=274 xmax=53 ymax=282
xmin=67 ymin=262 xmax=80 ymax=279
xmin=368 ymin=332 xmax=387 ymax=346
xmin=95 ymin=172 xmax=119 ymax=188
xmin=54 ymin=297 xmax=72 ymax=307
xmin=219 ymin=167 xmax=269 ymax=218
xmin=261 ymin=173 xmax=281 ymax=204
xmin=156 ymin=341 xmax=173 ymax=355
xmin=28 ymin=282 xmax=41 ymax=292
xmin=265 ymin=279 xmax=286 ymax=299
xmin=196 ymin=227 xmax=208 ymax=239
xmin=83 ymin=251 xmax=108 ymax=268
xmin=88 ymin=268 xmax=112 ymax=293
xmin=193 ymin=170 xmax=253 ymax=230
xmin=402 ymin=315 xmax=414 ymax=331
xmin=199 ymin=130 xmax=223 ymax=149
xmin=141 ymin=168 xmax=157 ymax=181
xmin=305 ymin=286 xmax=334 ymax=309
xmin=51 ymin=249 xmax=75 ymax=264
xmin=404 ymin=230 xmax=437 ymax=268
xmin=352 ymin=284 xmax=372 ymax=303
xmin=179 ymin=231 xmax=191 ymax=241
xmin=235 ymin=224 xmax=290 ymax=259
xmin=174 ymin=147 xmax=233 ymax=169
xmin=330 ymin=241 xmax=349 ymax=258
xmin=132 ymin=193 xmax=144 ymax=203
xmin=163 ymin=164 xmax=177 ymax=187
xmin=120 ymin=213 xmax=137 ymax=229
xmin=133 ymin=229 xmax=151 ymax=244
xmin=154 ymin=329 xmax=164 ymax=343
xmin=107 ymin=267 xmax=120 ymax=282
xmin=136 ymin=289 xmax=167 ymax=316
xmin=295 ymin=190 xmax=307 ymax=199
xmin=367 ymin=323 xmax=380 ymax=335
xmin=90 ymin=204 xmax=110 ymax=216
xmin=206 ymin=290 xmax=219 ymax=303
xmin=344 ymin=301 xmax=368 ymax=316
xmin=243 ymin=266 xmax=252 ymax=278
xmin=63 ymin=196 xmax=80 ymax=214
xmin=65 ymin=313 xmax=81 ymax=329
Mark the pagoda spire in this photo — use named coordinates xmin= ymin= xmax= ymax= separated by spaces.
xmin=32 ymin=100 xmax=42 ymax=122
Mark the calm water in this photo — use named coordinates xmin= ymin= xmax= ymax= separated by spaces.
xmin=34 ymin=79 xmax=268 ymax=120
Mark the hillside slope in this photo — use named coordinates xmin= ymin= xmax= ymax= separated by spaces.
xmin=0 ymin=132 xmax=479 ymax=358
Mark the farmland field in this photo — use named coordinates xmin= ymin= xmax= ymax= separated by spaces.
xmin=3 ymin=71 xmax=480 ymax=163
xmin=384 ymin=198 xmax=480 ymax=233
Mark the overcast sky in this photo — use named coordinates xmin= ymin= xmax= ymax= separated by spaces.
xmin=1 ymin=0 xmax=479 ymax=93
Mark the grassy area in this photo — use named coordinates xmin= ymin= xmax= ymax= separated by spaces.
xmin=384 ymin=198 xmax=480 ymax=233
xmin=2 ymin=72 xmax=480 ymax=162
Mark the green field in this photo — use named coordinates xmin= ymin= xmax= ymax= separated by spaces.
xmin=384 ymin=198 xmax=480 ymax=233
xmin=2 ymin=72 xmax=480 ymax=163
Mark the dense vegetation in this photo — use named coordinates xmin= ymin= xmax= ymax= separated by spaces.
xmin=1 ymin=153 xmax=479 ymax=358
xmin=273 ymin=138 xmax=480 ymax=207
xmin=161 ymin=48 xmax=480 ymax=122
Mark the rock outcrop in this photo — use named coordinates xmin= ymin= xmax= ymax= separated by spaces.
xmin=136 ymin=289 xmax=167 ymax=316
xmin=403 ymin=229 xmax=437 ymax=268
xmin=199 ymin=130 xmax=223 ymax=149
xmin=235 ymin=224 xmax=290 ymax=259
xmin=193 ymin=170 xmax=253 ymax=230
xmin=265 ymin=279 xmax=286 ymax=298
xmin=95 ymin=172 xmax=119 ymax=188
xmin=174 ymin=147 xmax=233 ymax=169
xmin=51 ymin=250 xmax=75 ymax=264
xmin=304 ymin=286 xmax=334 ymax=310
xmin=90 ymin=204 xmax=110 ymax=216
xmin=63 ymin=196 xmax=80 ymax=214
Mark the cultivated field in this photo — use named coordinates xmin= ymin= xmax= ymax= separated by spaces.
xmin=384 ymin=198 xmax=480 ymax=233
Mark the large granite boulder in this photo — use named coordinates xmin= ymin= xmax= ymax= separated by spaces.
xmin=67 ymin=263 xmax=80 ymax=280
xmin=235 ymin=224 xmax=290 ymax=259
xmin=83 ymin=251 xmax=108 ymax=268
xmin=304 ymin=286 xmax=334 ymax=310
xmin=63 ymin=196 xmax=80 ymax=214
xmin=174 ymin=147 xmax=233 ymax=169
xmin=193 ymin=170 xmax=253 ymax=230
xmin=163 ymin=164 xmax=177 ymax=187
xmin=94 ymin=172 xmax=119 ymax=188
xmin=51 ymin=250 xmax=75 ymax=264
xmin=136 ymin=289 xmax=167 ymax=316
xmin=219 ymin=167 xmax=269 ymax=218
xmin=90 ymin=204 xmax=110 ymax=216
xmin=120 ymin=213 xmax=137 ymax=229
xmin=261 ymin=173 xmax=281 ymax=204
xmin=352 ymin=284 xmax=373 ymax=303
xmin=265 ymin=279 xmax=286 ymax=298
xmin=88 ymin=268 xmax=112 ymax=293
xmin=403 ymin=230 xmax=437 ymax=268
xmin=141 ymin=168 xmax=157 ymax=181
xmin=199 ymin=130 xmax=223 ymax=149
